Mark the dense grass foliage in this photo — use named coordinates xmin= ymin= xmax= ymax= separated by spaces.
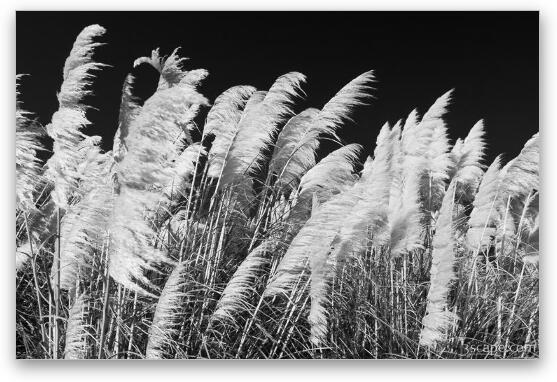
xmin=16 ymin=25 xmax=539 ymax=359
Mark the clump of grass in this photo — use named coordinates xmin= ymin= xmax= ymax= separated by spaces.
xmin=16 ymin=24 xmax=539 ymax=359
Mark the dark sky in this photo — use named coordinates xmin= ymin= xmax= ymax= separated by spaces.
xmin=16 ymin=11 xmax=538 ymax=163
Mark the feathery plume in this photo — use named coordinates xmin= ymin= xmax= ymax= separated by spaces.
xmin=205 ymin=86 xmax=257 ymax=178
xmin=388 ymin=122 xmax=425 ymax=257
xmin=331 ymin=123 xmax=394 ymax=259
xmin=268 ymin=108 xmax=320 ymax=191
xmin=297 ymin=143 xmax=362 ymax=203
xmin=316 ymin=70 xmax=375 ymax=134
xmin=146 ymin=262 xmax=189 ymax=359
xmin=64 ymin=293 xmax=90 ymax=359
xmin=445 ymin=120 xmax=488 ymax=236
xmin=212 ymin=241 xmax=277 ymax=322
xmin=267 ymin=71 xmax=374 ymax=193
xmin=219 ymin=72 xmax=306 ymax=191
xmin=500 ymin=133 xmax=539 ymax=199
xmin=265 ymin=184 xmax=359 ymax=298
xmin=389 ymin=170 xmax=424 ymax=257
xmin=109 ymin=78 xmax=209 ymax=293
xmin=448 ymin=120 xmax=486 ymax=187
xmin=303 ymin=187 xmax=362 ymax=345
xmin=44 ymin=24 xmax=107 ymax=210
xmin=134 ymin=48 xmax=190 ymax=90
xmin=306 ymin=123 xmax=393 ymax=345
xmin=420 ymin=90 xmax=454 ymax=213
xmin=16 ymin=75 xmax=45 ymax=212
xmin=493 ymin=133 xmax=539 ymax=254
xmin=56 ymin=154 xmax=114 ymax=290
xmin=265 ymin=144 xmax=362 ymax=297
xmin=466 ymin=156 xmax=503 ymax=251
xmin=419 ymin=181 xmax=458 ymax=348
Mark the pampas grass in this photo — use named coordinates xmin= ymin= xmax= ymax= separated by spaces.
xmin=15 ymin=24 xmax=539 ymax=359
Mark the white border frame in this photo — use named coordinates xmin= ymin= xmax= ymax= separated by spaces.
xmin=4 ymin=2 xmax=553 ymax=382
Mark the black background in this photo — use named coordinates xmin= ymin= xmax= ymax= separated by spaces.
xmin=16 ymin=11 xmax=539 ymax=163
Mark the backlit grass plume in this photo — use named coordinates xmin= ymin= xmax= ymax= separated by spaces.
xmin=146 ymin=262 xmax=190 ymax=359
xmin=109 ymin=68 xmax=209 ymax=293
xmin=44 ymin=24 xmax=107 ymax=210
xmin=205 ymin=85 xmax=257 ymax=178
xmin=419 ymin=181 xmax=458 ymax=348
xmin=16 ymin=75 xmax=45 ymax=212
xmin=64 ymin=293 xmax=91 ymax=359
xmin=219 ymin=72 xmax=306 ymax=199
